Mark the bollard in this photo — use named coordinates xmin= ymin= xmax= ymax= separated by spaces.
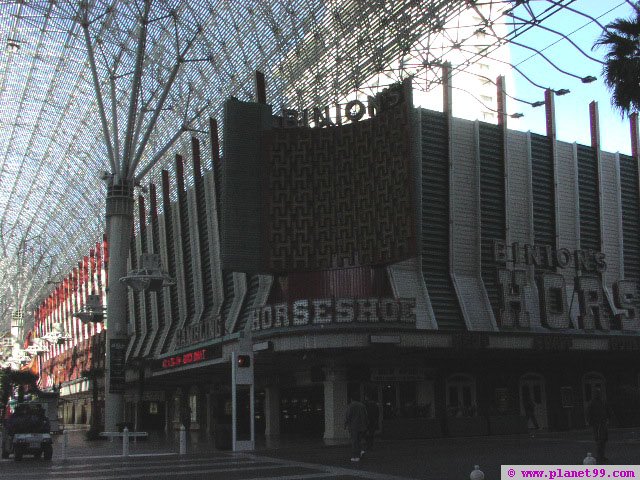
xmin=179 ymin=425 xmax=186 ymax=455
xmin=470 ymin=465 xmax=485 ymax=480
xmin=122 ymin=427 xmax=130 ymax=457
xmin=583 ymin=452 xmax=597 ymax=465
xmin=61 ymin=430 xmax=69 ymax=461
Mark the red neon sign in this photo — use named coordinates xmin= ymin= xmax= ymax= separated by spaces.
xmin=161 ymin=348 xmax=207 ymax=369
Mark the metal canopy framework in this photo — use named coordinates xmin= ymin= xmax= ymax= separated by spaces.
xmin=0 ymin=0 xmax=602 ymax=332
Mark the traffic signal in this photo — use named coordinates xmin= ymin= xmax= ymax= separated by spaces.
xmin=237 ymin=354 xmax=251 ymax=368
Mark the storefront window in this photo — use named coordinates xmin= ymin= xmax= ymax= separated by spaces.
xmin=399 ymin=382 xmax=417 ymax=417
xmin=189 ymin=394 xmax=197 ymax=422
xmin=446 ymin=374 xmax=477 ymax=417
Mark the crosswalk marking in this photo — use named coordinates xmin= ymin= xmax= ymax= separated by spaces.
xmin=0 ymin=451 xmax=417 ymax=480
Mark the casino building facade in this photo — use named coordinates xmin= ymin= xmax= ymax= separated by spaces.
xmin=31 ymin=79 xmax=640 ymax=443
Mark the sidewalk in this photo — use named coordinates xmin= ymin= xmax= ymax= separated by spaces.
xmin=48 ymin=427 xmax=640 ymax=479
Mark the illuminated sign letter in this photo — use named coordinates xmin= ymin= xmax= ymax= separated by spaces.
xmin=493 ymin=240 xmax=508 ymax=264
xmin=261 ymin=305 xmax=273 ymax=330
xmin=575 ymin=275 xmax=609 ymax=331
xmin=555 ymin=248 xmax=572 ymax=268
xmin=292 ymin=300 xmax=309 ymax=326
xmin=344 ymin=100 xmax=366 ymax=123
xmin=537 ymin=273 xmax=570 ymax=329
xmin=335 ymin=299 xmax=354 ymax=323
xmin=613 ymin=280 xmax=640 ymax=330
xmin=274 ymin=303 xmax=289 ymax=328
xmin=313 ymin=299 xmax=333 ymax=324
xmin=281 ymin=108 xmax=299 ymax=128
xmin=498 ymin=269 xmax=529 ymax=327
xmin=251 ymin=308 xmax=260 ymax=331
xmin=380 ymin=299 xmax=400 ymax=322
xmin=399 ymin=298 xmax=416 ymax=323
xmin=312 ymin=106 xmax=334 ymax=128
xmin=357 ymin=298 xmax=378 ymax=322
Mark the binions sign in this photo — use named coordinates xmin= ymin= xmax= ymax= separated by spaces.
xmin=251 ymin=297 xmax=416 ymax=332
xmin=493 ymin=241 xmax=640 ymax=331
xmin=278 ymin=80 xmax=409 ymax=129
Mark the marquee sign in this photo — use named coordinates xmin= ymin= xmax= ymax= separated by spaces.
xmin=251 ymin=297 xmax=417 ymax=332
xmin=176 ymin=316 xmax=220 ymax=349
xmin=493 ymin=240 xmax=640 ymax=331
xmin=278 ymin=80 xmax=408 ymax=129
xmin=493 ymin=240 xmax=606 ymax=272
xmin=153 ymin=345 xmax=222 ymax=372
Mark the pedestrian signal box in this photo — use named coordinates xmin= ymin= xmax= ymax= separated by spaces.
xmin=237 ymin=354 xmax=251 ymax=368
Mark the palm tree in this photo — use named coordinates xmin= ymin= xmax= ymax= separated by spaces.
xmin=594 ymin=3 xmax=640 ymax=116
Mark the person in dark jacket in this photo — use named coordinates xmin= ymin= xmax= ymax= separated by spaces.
xmin=587 ymin=388 xmax=609 ymax=464
xmin=344 ymin=396 xmax=368 ymax=462
xmin=363 ymin=395 xmax=379 ymax=451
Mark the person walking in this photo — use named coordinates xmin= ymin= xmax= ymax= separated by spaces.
xmin=344 ymin=396 xmax=368 ymax=462
xmin=363 ymin=395 xmax=379 ymax=451
xmin=523 ymin=392 xmax=539 ymax=430
xmin=587 ymin=388 xmax=609 ymax=464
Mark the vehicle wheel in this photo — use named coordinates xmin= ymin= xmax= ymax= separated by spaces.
xmin=14 ymin=448 xmax=22 ymax=461
xmin=1 ymin=449 xmax=9 ymax=459
xmin=35 ymin=449 xmax=42 ymax=459
xmin=43 ymin=445 xmax=52 ymax=461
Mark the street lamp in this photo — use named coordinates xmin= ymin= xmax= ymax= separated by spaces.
xmin=120 ymin=253 xmax=175 ymax=292
xmin=73 ymin=294 xmax=106 ymax=324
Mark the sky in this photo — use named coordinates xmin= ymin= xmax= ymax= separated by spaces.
xmin=509 ymin=0 xmax=636 ymax=155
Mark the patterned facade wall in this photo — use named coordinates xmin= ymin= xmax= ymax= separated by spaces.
xmin=420 ymin=109 xmax=463 ymax=329
xmin=220 ymin=99 xmax=273 ymax=272
xmin=449 ymin=118 xmax=496 ymax=331
xmin=554 ymin=142 xmax=580 ymax=325
xmin=577 ymin=145 xmax=601 ymax=252
xmin=620 ymin=154 xmax=640 ymax=285
xmin=506 ymin=130 xmax=541 ymax=328
xmin=479 ymin=122 xmax=506 ymax=324
xmin=265 ymin=101 xmax=415 ymax=272
xmin=600 ymin=151 xmax=623 ymax=291
xmin=530 ymin=133 xmax=556 ymax=252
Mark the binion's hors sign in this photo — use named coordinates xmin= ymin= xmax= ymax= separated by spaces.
xmin=493 ymin=240 xmax=640 ymax=331
xmin=251 ymin=297 xmax=416 ymax=333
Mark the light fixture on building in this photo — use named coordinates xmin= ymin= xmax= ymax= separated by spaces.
xmin=25 ymin=338 xmax=48 ymax=355
xmin=73 ymin=294 xmax=106 ymax=323
xmin=6 ymin=38 xmax=20 ymax=53
xmin=10 ymin=349 xmax=32 ymax=364
xmin=42 ymin=323 xmax=72 ymax=345
xmin=120 ymin=253 xmax=175 ymax=292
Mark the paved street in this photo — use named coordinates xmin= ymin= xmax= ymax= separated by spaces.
xmin=0 ymin=428 xmax=638 ymax=479
xmin=0 ymin=451 xmax=411 ymax=480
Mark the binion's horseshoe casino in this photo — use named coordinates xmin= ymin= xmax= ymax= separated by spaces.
xmin=33 ymin=78 xmax=640 ymax=447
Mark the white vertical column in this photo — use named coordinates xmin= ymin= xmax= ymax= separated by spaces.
xmin=264 ymin=385 xmax=280 ymax=437
xmin=231 ymin=346 xmax=254 ymax=451
xmin=323 ymin=366 xmax=348 ymax=445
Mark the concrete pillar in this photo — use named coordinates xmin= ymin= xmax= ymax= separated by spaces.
xmin=74 ymin=401 xmax=83 ymax=424
xmin=323 ymin=367 xmax=348 ymax=445
xmin=264 ymin=386 xmax=280 ymax=437
xmin=164 ymin=398 xmax=170 ymax=434
xmin=206 ymin=392 xmax=212 ymax=436
xmin=104 ymin=184 xmax=134 ymax=431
